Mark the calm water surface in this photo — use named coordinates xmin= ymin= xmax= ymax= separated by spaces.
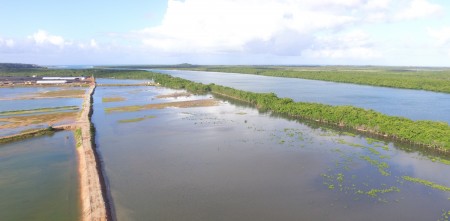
xmin=152 ymin=69 xmax=450 ymax=124
xmin=93 ymin=81 xmax=450 ymax=221
xmin=0 ymin=131 xmax=79 ymax=221
xmin=0 ymin=87 xmax=83 ymax=112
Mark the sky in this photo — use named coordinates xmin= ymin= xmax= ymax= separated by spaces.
xmin=1 ymin=0 xmax=450 ymax=66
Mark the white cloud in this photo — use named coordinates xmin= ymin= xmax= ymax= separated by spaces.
xmin=28 ymin=30 xmax=68 ymax=48
xmin=428 ymin=27 xmax=450 ymax=46
xmin=395 ymin=0 xmax=442 ymax=20
xmin=136 ymin=0 xmax=358 ymax=54
xmin=304 ymin=30 xmax=381 ymax=59
xmin=78 ymin=39 xmax=100 ymax=50
xmin=0 ymin=38 xmax=15 ymax=48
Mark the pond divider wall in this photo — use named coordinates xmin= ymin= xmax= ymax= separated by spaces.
xmin=77 ymin=82 xmax=111 ymax=221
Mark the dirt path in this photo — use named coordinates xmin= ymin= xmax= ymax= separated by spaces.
xmin=77 ymin=83 xmax=108 ymax=221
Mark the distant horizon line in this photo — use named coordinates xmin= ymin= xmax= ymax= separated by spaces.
xmin=2 ymin=62 xmax=450 ymax=69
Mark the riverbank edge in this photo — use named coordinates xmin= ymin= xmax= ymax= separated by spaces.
xmin=170 ymin=67 xmax=450 ymax=94
xmin=77 ymin=82 xmax=109 ymax=221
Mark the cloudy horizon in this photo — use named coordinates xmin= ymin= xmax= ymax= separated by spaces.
xmin=1 ymin=0 xmax=450 ymax=66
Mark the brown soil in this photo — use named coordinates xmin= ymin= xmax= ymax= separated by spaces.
xmin=0 ymin=89 xmax=86 ymax=101
xmin=0 ymin=112 xmax=78 ymax=129
xmin=77 ymin=84 xmax=108 ymax=221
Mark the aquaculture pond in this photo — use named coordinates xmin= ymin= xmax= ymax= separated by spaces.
xmin=0 ymin=131 xmax=80 ymax=221
xmin=93 ymin=80 xmax=450 ymax=221
xmin=0 ymin=86 xmax=85 ymax=137
xmin=152 ymin=69 xmax=450 ymax=124
xmin=0 ymin=87 xmax=84 ymax=112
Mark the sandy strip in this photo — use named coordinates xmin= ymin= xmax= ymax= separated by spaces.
xmin=77 ymin=83 xmax=109 ymax=221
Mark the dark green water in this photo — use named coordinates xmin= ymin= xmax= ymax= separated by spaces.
xmin=93 ymin=82 xmax=450 ymax=221
xmin=0 ymin=131 xmax=80 ymax=221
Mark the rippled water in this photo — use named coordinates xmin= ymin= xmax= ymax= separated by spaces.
xmin=93 ymin=81 xmax=450 ymax=221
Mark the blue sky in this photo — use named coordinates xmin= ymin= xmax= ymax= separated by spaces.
xmin=1 ymin=0 xmax=450 ymax=66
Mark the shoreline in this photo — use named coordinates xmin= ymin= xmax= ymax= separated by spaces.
xmin=76 ymin=82 xmax=109 ymax=221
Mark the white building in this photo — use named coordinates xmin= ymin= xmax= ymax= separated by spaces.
xmin=36 ymin=80 xmax=67 ymax=84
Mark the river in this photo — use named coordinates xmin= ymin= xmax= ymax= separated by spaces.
xmin=151 ymin=69 xmax=450 ymax=124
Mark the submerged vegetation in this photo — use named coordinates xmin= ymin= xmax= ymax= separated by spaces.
xmin=402 ymin=176 xmax=450 ymax=192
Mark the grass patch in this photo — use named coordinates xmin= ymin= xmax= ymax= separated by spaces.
xmin=402 ymin=176 xmax=450 ymax=192
xmin=118 ymin=115 xmax=156 ymax=123
xmin=102 ymin=96 xmax=126 ymax=103
xmin=105 ymin=99 xmax=219 ymax=114
xmin=0 ymin=106 xmax=79 ymax=116
xmin=74 ymin=128 xmax=82 ymax=148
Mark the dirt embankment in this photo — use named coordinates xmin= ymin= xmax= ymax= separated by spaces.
xmin=77 ymin=83 xmax=109 ymax=221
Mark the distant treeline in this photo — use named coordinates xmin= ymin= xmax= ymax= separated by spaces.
xmin=0 ymin=68 xmax=139 ymax=77
xmin=92 ymin=70 xmax=450 ymax=152
xmin=96 ymin=63 xmax=198 ymax=69
xmin=174 ymin=66 xmax=450 ymax=94
xmin=0 ymin=63 xmax=43 ymax=70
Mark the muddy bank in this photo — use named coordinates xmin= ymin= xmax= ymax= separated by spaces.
xmin=76 ymin=83 xmax=109 ymax=221
xmin=105 ymin=99 xmax=219 ymax=113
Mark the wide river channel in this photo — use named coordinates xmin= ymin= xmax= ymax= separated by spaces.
xmin=93 ymin=79 xmax=450 ymax=221
xmin=152 ymin=69 xmax=450 ymax=124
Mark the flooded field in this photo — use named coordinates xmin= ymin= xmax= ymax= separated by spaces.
xmin=0 ymin=131 xmax=79 ymax=221
xmin=93 ymin=79 xmax=450 ymax=221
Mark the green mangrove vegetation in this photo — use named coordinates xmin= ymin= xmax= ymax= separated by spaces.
xmin=93 ymin=71 xmax=450 ymax=152
xmin=174 ymin=66 xmax=450 ymax=94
